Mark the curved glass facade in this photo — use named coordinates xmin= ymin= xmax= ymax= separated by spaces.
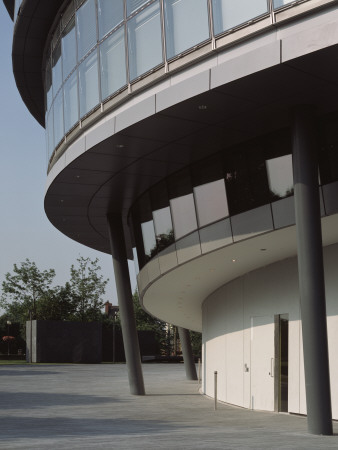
xmin=44 ymin=0 xmax=308 ymax=159
xmin=130 ymin=130 xmax=296 ymax=269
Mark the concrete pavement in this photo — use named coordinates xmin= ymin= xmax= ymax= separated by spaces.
xmin=0 ymin=363 xmax=337 ymax=449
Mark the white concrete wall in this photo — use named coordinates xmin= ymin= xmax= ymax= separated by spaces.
xmin=202 ymin=243 xmax=338 ymax=419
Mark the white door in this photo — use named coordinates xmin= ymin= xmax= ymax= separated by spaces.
xmin=250 ymin=315 xmax=274 ymax=411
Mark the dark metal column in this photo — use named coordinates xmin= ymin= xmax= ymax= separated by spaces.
xmin=107 ymin=214 xmax=145 ymax=395
xmin=292 ymin=107 xmax=332 ymax=435
xmin=178 ymin=327 xmax=197 ymax=380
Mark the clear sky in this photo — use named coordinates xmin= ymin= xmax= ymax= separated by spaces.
xmin=0 ymin=5 xmax=135 ymax=305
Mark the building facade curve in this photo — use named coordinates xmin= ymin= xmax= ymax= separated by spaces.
xmin=6 ymin=0 xmax=338 ymax=433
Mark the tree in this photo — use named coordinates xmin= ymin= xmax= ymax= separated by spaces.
xmin=69 ymin=256 xmax=109 ymax=322
xmin=0 ymin=259 xmax=57 ymax=331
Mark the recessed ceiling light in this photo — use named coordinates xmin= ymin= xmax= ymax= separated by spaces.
xmin=116 ymin=144 xmax=125 ymax=149
xmin=232 ymin=258 xmax=236 ymax=262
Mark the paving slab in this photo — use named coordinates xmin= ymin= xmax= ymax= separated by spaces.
xmin=0 ymin=363 xmax=337 ymax=449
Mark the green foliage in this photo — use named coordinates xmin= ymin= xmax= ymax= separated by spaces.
xmin=69 ymin=257 xmax=108 ymax=322
xmin=190 ymin=331 xmax=202 ymax=359
xmin=0 ymin=257 xmax=109 ymax=341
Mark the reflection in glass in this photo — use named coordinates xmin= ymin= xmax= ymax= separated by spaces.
xmin=52 ymin=41 xmax=62 ymax=96
xmin=170 ymin=193 xmax=197 ymax=239
xmin=100 ymin=27 xmax=127 ymax=100
xmin=224 ymin=149 xmax=269 ymax=215
xmin=141 ymin=220 xmax=157 ymax=260
xmin=53 ymin=90 xmax=64 ymax=146
xmin=46 ymin=109 xmax=54 ymax=158
xmin=76 ymin=0 xmax=97 ymax=61
xmin=194 ymin=179 xmax=228 ymax=227
xmin=64 ymin=70 xmax=79 ymax=133
xmin=62 ymin=17 xmax=77 ymax=80
xmin=79 ymin=50 xmax=99 ymax=118
xmin=98 ymin=0 xmax=124 ymax=39
xmin=153 ymin=207 xmax=174 ymax=252
xmin=45 ymin=58 xmax=53 ymax=112
xmin=266 ymin=155 xmax=293 ymax=200
xmin=127 ymin=0 xmax=150 ymax=16
xmin=164 ymin=0 xmax=209 ymax=60
xmin=273 ymin=0 xmax=295 ymax=8
xmin=127 ymin=1 xmax=163 ymax=81
xmin=212 ymin=0 xmax=268 ymax=35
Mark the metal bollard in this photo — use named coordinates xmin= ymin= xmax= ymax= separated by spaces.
xmin=214 ymin=370 xmax=218 ymax=410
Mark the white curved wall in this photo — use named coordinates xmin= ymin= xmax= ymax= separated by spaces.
xmin=202 ymin=243 xmax=338 ymax=419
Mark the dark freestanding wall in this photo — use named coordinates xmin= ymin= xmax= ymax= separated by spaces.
xmin=26 ymin=320 xmax=102 ymax=363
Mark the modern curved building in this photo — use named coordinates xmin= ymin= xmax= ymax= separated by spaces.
xmin=5 ymin=0 xmax=338 ymax=434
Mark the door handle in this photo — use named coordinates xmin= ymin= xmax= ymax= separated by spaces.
xmin=269 ymin=357 xmax=274 ymax=377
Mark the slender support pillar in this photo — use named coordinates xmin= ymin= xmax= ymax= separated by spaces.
xmin=293 ymin=107 xmax=332 ymax=435
xmin=178 ymin=327 xmax=197 ymax=380
xmin=107 ymin=214 xmax=145 ymax=395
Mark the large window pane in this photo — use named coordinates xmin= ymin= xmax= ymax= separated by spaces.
xmin=170 ymin=193 xmax=197 ymax=239
xmin=194 ymin=179 xmax=229 ymax=227
xmin=62 ymin=17 xmax=77 ymax=80
xmin=127 ymin=0 xmax=149 ymax=17
xmin=64 ymin=70 xmax=79 ymax=133
xmin=76 ymin=0 xmax=97 ymax=61
xmin=127 ymin=1 xmax=163 ymax=81
xmin=46 ymin=109 xmax=54 ymax=158
xmin=224 ymin=147 xmax=270 ymax=215
xmin=100 ymin=27 xmax=127 ymax=100
xmin=266 ymin=155 xmax=293 ymax=201
xmin=273 ymin=0 xmax=295 ymax=9
xmin=141 ymin=220 xmax=157 ymax=260
xmin=45 ymin=57 xmax=53 ymax=112
xmin=53 ymin=90 xmax=64 ymax=146
xmin=164 ymin=0 xmax=209 ymax=60
xmin=98 ymin=0 xmax=124 ymax=39
xmin=153 ymin=207 xmax=174 ymax=251
xmin=212 ymin=0 xmax=268 ymax=35
xmin=79 ymin=50 xmax=99 ymax=117
xmin=52 ymin=41 xmax=62 ymax=96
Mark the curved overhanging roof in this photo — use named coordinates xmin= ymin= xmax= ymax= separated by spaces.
xmin=140 ymin=214 xmax=338 ymax=331
xmin=11 ymin=0 xmax=64 ymax=126
xmin=3 ymin=0 xmax=14 ymax=19
xmin=45 ymin=43 xmax=338 ymax=257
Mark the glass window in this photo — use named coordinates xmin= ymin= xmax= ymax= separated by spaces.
xmin=127 ymin=1 xmax=163 ymax=81
xmin=153 ymin=207 xmax=174 ymax=252
xmin=127 ymin=0 xmax=150 ymax=17
xmin=46 ymin=109 xmax=54 ymax=158
xmin=100 ymin=27 xmax=127 ymax=100
xmin=76 ymin=0 xmax=97 ymax=61
xmin=273 ymin=0 xmax=295 ymax=9
xmin=45 ymin=57 xmax=53 ymax=112
xmin=98 ymin=0 xmax=124 ymax=39
xmin=64 ymin=70 xmax=79 ymax=133
xmin=52 ymin=40 xmax=62 ymax=96
xmin=266 ymin=155 xmax=293 ymax=201
xmin=194 ymin=179 xmax=229 ymax=227
xmin=79 ymin=50 xmax=100 ymax=118
xmin=170 ymin=193 xmax=197 ymax=239
xmin=164 ymin=0 xmax=210 ymax=60
xmin=53 ymin=90 xmax=64 ymax=147
xmin=141 ymin=220 xmax=157 ymax=260
xmin=62 ymin=17 xmax=77 ymax=80
xmin=224 ymin=147 xmax=270 ymax=216
xmin=212 ymin=0 xmax=268 ymax=35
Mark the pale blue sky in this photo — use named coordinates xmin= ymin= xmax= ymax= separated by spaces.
xmin=0 ymin=5 xmax=135 ymax=305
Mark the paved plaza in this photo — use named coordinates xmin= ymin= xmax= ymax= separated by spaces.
xmin=0 ymin=363 xmax=337 ymax=449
